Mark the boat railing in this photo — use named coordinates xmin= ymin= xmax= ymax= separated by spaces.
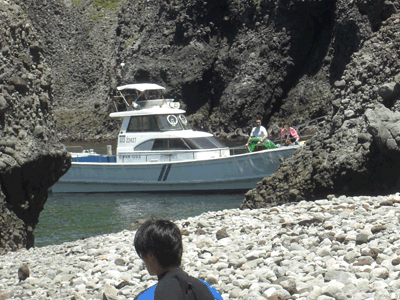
xmin=116 ymin=147 xmax=234 ymax=163
xmin=296 ymin=116 xmax=325 ymax=141
xmin=72 ymin=155 xmax=117 ymax=163
xmin=268 ymin=116 xmax=326 ymax=145
xmin=71 ymin=147 xmax=241 ymax=163
xmin=229 ymin=146 xmax=249 ymax=155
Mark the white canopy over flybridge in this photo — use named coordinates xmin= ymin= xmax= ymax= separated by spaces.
xmin=117 ymin=83 xmax=166 ymax=92
xmin=109 ymin=108 xmax=186 ymax=118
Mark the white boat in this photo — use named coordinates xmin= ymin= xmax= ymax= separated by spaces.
xmin=52 ymin=83 xmax=299 ymax=193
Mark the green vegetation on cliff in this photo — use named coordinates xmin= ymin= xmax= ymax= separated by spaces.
xmin=69 ymin=0 xmax=120 ymax=9
xmin=93 ymin=0 xmax=120 ymax=9
xmin=90 ymin=10 xmax=105 ymax=20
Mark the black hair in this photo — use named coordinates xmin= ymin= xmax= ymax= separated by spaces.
xmin=134 ymin=219 xmax=183 ymax=269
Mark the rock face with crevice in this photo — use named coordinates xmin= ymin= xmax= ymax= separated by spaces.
xmin=0 ymin=2 xmax=70 ymax=253
xmin=18 ymin=0 xmax=121 ymax=141
xmin=22 ymin=0 xmax=398 ymax=140
xmin=240 ymin=11 xmax=400 ymax=208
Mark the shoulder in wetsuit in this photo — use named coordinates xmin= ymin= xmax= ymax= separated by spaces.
xmin=134 ymin=267 xmax=223 ymax=300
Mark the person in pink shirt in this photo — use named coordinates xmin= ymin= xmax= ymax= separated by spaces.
xmin=281 ymin=121 xmax=299 ymax=145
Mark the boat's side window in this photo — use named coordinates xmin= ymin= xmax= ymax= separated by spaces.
xmin=127 ymin=117 xmax=140 ymax=132
xmin=135 ymin=140 xmax=155 ymax=151
xmin=207 ymin=137 xmax=227 ymax=148
xmin=143 ymin=116 xmax=159 ymax=131
xmin=127 ymin=116 xmax=160 ymax=132
xmin=183 ymin=137 xmax=227 ymax=149
xmin=152 ymin=139 xmax=190 ymax=150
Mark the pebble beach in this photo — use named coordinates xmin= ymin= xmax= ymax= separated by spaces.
xmin=1 ymin=194 xmax=400 ymax=300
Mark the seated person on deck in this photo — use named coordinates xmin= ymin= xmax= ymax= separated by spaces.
xmin=245 ymin=119 xmax=269 ymax=147
xmin=281 ymin=121 xmax=299 ymax=145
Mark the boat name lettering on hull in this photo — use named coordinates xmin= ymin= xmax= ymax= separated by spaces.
xmin=123 ymin=155 xmax=141 ymax=159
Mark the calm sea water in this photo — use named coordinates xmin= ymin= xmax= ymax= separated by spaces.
xmin=34 ymin=140 xmax=248 ymax=247
xmin=34 ymin=192 xmax=245 ymax=247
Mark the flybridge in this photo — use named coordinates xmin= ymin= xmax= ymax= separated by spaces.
xmin=113 ymin=83 xmax=181 ymax=112
xmin=117 ymin=83 xmax=166 ymax=92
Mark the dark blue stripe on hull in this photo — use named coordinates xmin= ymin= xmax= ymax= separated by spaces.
xmin=163 ymin=165 xmax=171 ymax=181
xmin=158 ymin=165 xmax=167 ymax=181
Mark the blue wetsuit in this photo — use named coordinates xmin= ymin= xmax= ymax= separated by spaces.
xmin=134 ymin=267 xmax=223 ymax=300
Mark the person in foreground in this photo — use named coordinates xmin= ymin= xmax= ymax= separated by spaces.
xmin=245 ymin=119 xmax=269 ymax=147
xmin=134 ymin=219 xmax=223 ymax=300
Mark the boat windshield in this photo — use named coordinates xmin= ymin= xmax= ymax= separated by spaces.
xmin=127 ymin=114 xmax=191 ymax=132
xmin=157 ymin=114 xmax=191 ymax=131
xmin=134 ymin=137 xmax=227 ymax=151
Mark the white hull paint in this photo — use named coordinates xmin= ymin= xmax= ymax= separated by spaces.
xmin=52 ymin=147 xmax=297 ymax=193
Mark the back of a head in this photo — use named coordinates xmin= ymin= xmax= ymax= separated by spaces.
xmin=134 ymin=219 xmax=183 ymax=269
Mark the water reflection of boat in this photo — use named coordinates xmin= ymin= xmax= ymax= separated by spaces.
xmin=52 ymin=84 xmax=299 ymax=193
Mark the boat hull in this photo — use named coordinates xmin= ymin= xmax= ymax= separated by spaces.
xmin=51 ymin=147 xmax=298 ymax=193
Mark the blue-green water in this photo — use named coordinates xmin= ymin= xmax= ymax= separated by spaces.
xmin=34 ymin=140 xmax=247 ymax=247
xmin=34 ymin=192 xmax=245 ymax=247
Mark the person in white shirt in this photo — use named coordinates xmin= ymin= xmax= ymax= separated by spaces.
xmin=245 ymin=119 xmax=268 ymax=147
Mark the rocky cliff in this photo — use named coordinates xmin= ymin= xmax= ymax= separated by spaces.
xmin=0 ymin=1 xmax=70 ymax=253
xmin=241 ymin=7 xmax=400 ymax=208
xmin=22 ymin=0 xmax=397 ymax=140
xmin=1 ymin=0 xmax=399 ymax=252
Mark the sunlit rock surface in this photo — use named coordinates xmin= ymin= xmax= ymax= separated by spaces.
xmin=0 ymin=1 xmax=70 ymax=253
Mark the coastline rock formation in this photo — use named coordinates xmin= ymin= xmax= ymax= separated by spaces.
xmin=0 ymin=2 xmax=70 ymax=253
xmin=19 ymin=0 xmax=120 ymax=141
xmin=1 ymin=0 xmax=400 ymax=251
xmin=22 ymin=0 xmax=396 ymax=140
xmin=241 ymin=10 xmax=400 ymax=208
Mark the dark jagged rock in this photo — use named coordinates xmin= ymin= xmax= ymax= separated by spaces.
xmin=20 ymin=0 xmax=395 ymax=140
xmin=115 ymin=0 xmax=341 ymax=138
xmin=0 ymin=2 xmax=70 ymax=253
xmin=241 ymin=10 xmax=400 ymax=209
xmin=19 ymin=0 xmax=398 ymax=143
xmin=19 ymin=0 xmax=121 ymax=141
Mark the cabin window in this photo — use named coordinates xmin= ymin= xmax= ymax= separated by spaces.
xmin=152 ymin=138 xmax=190 ymax=150
xmin=127 ymin=116 xmax=160 ymax=132
xmin=135 ymin=137 xmax=226 ymax=151
xmin=183 ymin=137 xmax=227 ymax=149
xmin=134 ymin=140 xmax=155 ymax=151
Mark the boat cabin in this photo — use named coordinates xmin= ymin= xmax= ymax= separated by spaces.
xmin=111 ymin=84 xmax=229 ymax=163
